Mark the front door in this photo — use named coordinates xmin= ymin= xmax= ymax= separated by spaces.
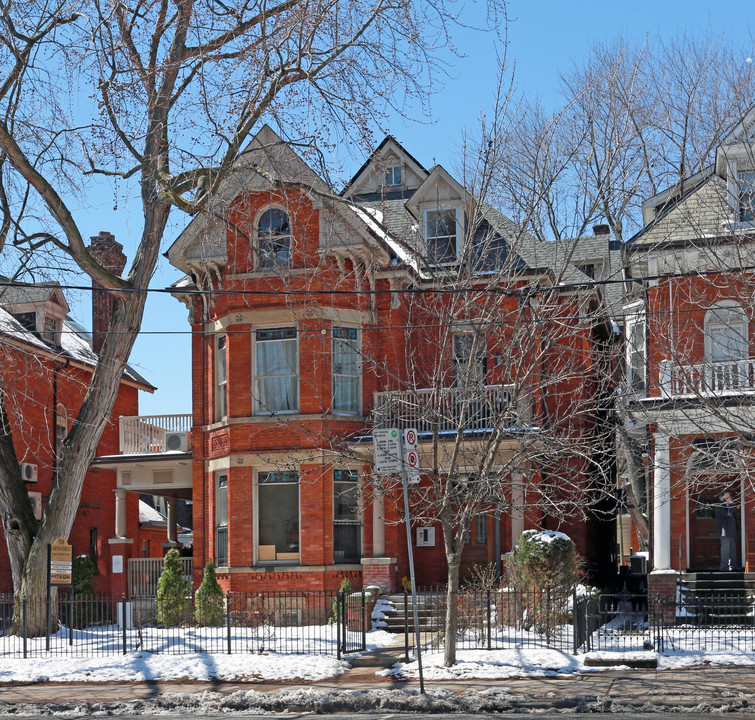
xmin=689 ymin=494 xmax=720 ymax=570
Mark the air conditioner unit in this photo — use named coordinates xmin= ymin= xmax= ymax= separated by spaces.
xmin=165 ymin=431 xmax=191 ymax=452
xmin=19 ymin=462 xmax=38 ymax=483
xmin=28 ymin=491 xmax=42 ymax=520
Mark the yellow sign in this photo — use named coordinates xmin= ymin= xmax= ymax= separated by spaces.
xmin=49 ymin=537 xmax=72 ymax=585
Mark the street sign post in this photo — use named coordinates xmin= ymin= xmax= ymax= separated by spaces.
xmin=373 ymin=428 xmax=402 ymax=474
xmin=403 ymin=428 xmax=420 ymax=484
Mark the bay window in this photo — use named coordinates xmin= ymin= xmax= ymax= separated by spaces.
xmin=333 ymin=470 xmax=361 ymax=564
xmin=216 ymin=473 xmax=228 ymax=566
xmin=257 ymin=471 xmax=299 ymax=563
xmin=333 ymin=327 xmax=360 ymax=414
xmin=254 ymin=328 xmax=298 ymax=414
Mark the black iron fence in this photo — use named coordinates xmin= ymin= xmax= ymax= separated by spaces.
xmin=4 ymin=585 xmax=755 ymax=659
xmin=0 ymin=589 xmax=367 ymax=658
xmin=397 ymin=586 xmax=755 ymax=657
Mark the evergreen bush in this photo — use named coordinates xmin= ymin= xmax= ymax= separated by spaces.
xmin=156 ymin=548 xmax=190 ymax=626
xmin=506 ymin=530 xmax=580 ymax=638
xmin=72 ymin=555 xmax=95 ymax=628
xmin=195 ymin=560 xmax=225 ymax=626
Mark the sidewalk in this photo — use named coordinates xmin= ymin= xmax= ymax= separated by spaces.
xmin=2 ymin=665 xmax=755 ymax=712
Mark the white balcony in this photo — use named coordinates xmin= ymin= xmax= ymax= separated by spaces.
xmin=659 ymin=358 xmax=755 ymax=398
xmin=118 ymin=414 xmax=193 ymax=455
xmin=372 ymin=384 xmax=528 ymax=435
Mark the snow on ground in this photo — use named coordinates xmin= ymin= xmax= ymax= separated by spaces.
xmin=386 ymin=648 xmax=583 ymax=680
xmin=0 ymin=651 xmax=349 ymax=683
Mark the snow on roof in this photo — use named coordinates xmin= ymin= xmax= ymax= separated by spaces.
xmin=139 ymin=500 xmax=166 ymax=524
xmin=0 ymin=306 xmax=152 ymax=389
xmin=348 ymin=203 xmax=425 ymax=276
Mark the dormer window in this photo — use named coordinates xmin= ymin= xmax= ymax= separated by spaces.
xmin=740 ymin=171 xmax=755 ymax=222
xmin=42 ymin=316 xmax=59 ymax=345
xmin=425 ymin=208 xmax=458 ymax=264
xmin=257 ymin=208 xmax=291 ymax=268
xmin=384 ymin=165 xmax=402 ymax=187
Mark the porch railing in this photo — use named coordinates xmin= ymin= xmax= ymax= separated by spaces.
xmin=372 ymin=384 xmax=527 ymax=434
xmin=659 ymin=358 xmax=755 ymax=397
xmin=119 ymin=414 xmax=192 ymax=455
xmin=128 ymin=557 xmax=193 ymax=597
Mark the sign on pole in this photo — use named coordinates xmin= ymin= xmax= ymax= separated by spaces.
xmin=373 ymin=428 xmax=402 ymax=474
xmin=49 ymin=537 xmax=73 ymax=586
xmin=403 ymin=428 xmax=420 ymax=484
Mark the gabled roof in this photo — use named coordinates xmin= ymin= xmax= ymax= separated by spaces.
xmin=0 ymin=285 xmax=153 ymax=391
xmin=0 ymin=278 xmax=70 ymax=315
xmin=341 ymin=135 xmax=427 ymax=200
xmin=167 ymin=125 xmax=392 ymax=274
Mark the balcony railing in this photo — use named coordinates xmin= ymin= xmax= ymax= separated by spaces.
xmin=119 ymin=414 xmax=192 ymax=455
xmin=372 ymin=384 xmax=527 ymax=434
xmin=659 ymin=358 xmax=755 ymax=397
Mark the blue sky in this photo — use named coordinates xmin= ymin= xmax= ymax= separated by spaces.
xmin=116 ymin=0 xmax=755 ymax=415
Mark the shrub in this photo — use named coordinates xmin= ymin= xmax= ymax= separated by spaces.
xmin=329 ymin=577 xmax=353 ymax=624
xmin=506 ymin=530 xmax=580 ymax=639
xmin=156 ymin=548 xmax=190 ymax=626
xmin=72 ymin=555 xmax=95 ymax=628
xmin=195 ymin=560 xmax=225 ymax=626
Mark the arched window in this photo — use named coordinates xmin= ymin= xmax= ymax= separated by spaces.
xmin=705 ymin=303 xmax=749 ymax=391
xmin=257 ymin=208 xmax=291 ymax=267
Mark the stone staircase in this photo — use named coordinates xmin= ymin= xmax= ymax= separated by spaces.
xmin=380 ymin=592 xmax=445 ymax=634
xmin=678 ymin=572 xmax=755 ymax=624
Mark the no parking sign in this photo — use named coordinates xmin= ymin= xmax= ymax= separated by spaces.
xmin=403 ymin=428 xmax=420 ymax=484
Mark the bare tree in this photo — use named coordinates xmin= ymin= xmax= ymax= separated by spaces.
xmin=0 ymin=0 xmax=505 ymax=634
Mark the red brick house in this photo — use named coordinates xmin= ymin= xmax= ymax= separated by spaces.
xmin=0 ymin=233 xmax=155 ymax=595
xmin=154 ymin=127 xmax=618 ymax=593
xmin=625 ymin=109 xmax=755 ymax=593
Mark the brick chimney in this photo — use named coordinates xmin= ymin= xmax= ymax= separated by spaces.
xmin=88 ymin=231 xmax=127 ymax=354
xmin=592 ymin=224 xmax=610 ymax=236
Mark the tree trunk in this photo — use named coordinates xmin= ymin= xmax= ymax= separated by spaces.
xmin=443 ymin=555 xmax=460 ymax=667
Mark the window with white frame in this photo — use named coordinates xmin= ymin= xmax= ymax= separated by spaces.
xmin=254 ymin=328 xmax=298 ymax=414
xmin=384 ymin=165 xmax=402 ymax=187
xmin=740 ymin=171 xmax=755 ymax=222
xmin=333 ymin=469 xmax=361 ymax=564
xmin=453 ymin=334 xmax=486 ymax=387
xmin=625 ymin=311 xmax=647 ymax=394
xmin=42 ymin=316 xmax=60 ymax=345
xmin=257 ymin=208 xmax=292 ymax=267
xmin=216 ymin=473 xmax=228 ymax=566
xmin=705 ymin=303 xmax=749 ymax=391
xmin=215 ymin=334 xmax=227 ymax=420
xmin=425 ymin=208 xmax=458 ymax=264
xmin=257 ymin=471 xmax=299 ymax=563
xmin=332 ymin=327 xmax=360 ymax=414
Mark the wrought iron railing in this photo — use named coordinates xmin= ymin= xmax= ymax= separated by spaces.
xmin=372 ymin=384 xmax=528 ymax=434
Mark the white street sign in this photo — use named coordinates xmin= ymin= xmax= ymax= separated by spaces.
xmin=404 ymin=428 xmax=421 ymax=484
xmin=373 ymin=428 xmax=402 ymax=474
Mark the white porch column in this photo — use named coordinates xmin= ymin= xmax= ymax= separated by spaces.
xmin=113 ymin=488 xmax=128 ymax=539
xmin=653 ymin=433 xmax=672 ymax=570
xmin=511 ymin=472 xmax=524 ymax=548
xmin=372 ymin=489 xmax=385 ymax=557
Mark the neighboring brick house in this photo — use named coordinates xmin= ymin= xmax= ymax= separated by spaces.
xmin=162 ymin=126 xmax=617 ymax=593
xmin=0 ymin=233 xmax=155 ymax=595
xmin=625 ymin=109 xmax=755 ymax=594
